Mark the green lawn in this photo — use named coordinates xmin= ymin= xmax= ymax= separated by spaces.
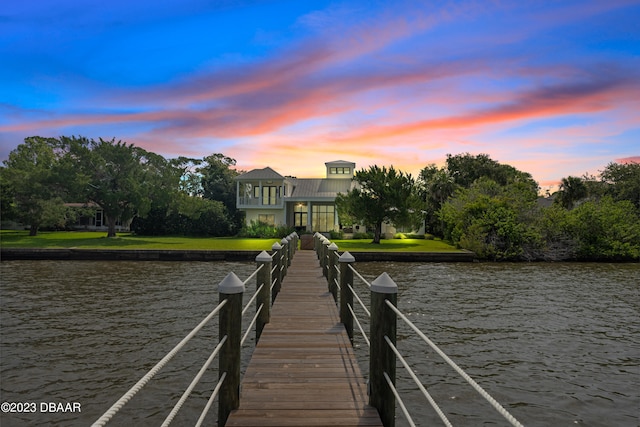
xmin=1 ymin=230 xmax=461 ymax=252
xmin=0 ymin=231 xmax=281 ymax=251
xmin=331 ymin=238 xmax=461 ymax=252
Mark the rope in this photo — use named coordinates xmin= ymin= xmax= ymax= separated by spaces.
xmin=194 ymin=372 xmax=226 ymax=427
xmin=383 ymin=372 xmax=416 ymax=427
xmin=242 ymin=284 xmax=264 ymax=316
xmin=348 ymin=284 xmax=370 ymax=317
xmin=334 ymin=278 xmax=340 ymax=291
xmin=349 ymin=264 xmax=371 ymax=288
xmin=384 ymin=336 xmax=452 ymax=427
xmin=161 ymin=336 xmax=227 ymax=426
xmin=92 ymin=300 xmax=228 ymax=427
xmin=385 ymin=300 xmax=524 ymax=427
xmin=242 ymin=264 xmax=264 ymax=286
xmin=241 ymin=304 xmax=264 ymax=346
xmin=348 ymin=303 xmax=370 ymax=347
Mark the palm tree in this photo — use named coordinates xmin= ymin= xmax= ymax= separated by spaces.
xmin=557 ymin=176 xmax=587 ymax=209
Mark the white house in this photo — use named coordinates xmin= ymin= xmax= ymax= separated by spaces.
xmin=235 ymin=160 xmax=357 ymax=233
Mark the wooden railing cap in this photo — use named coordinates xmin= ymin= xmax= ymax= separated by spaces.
xmin=218 ymin=272 xmax=245 ymax=294
xmin=371 ymin=272 xmax=398 ymax=294
xmin=256 ymin=250 xmax=272 ymax=262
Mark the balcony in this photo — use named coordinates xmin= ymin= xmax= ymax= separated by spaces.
xmin=238 ymin=196 xmax=284 ymax=208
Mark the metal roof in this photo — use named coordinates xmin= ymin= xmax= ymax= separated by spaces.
xmin=235 ymin=167 xmax=284 ymax=180
xmin=289 ymin=178 xmax=354 ymax=201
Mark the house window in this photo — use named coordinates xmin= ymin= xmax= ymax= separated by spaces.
xmin=294 ymin=204 xmax=308 ymax=228
xmin=330 ymin=167 xmax=350 ymax=175
xmin=312 ymin=205 xmax=335 ymax=232
xmin=258 ymin=214 xmax=275 ymax=226
xmin=262 ymin=186 xmax=278 ymax=205
xmin=95 ymin=210 xmax=103 ymax=227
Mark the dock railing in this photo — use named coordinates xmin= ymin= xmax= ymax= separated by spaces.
xmin=313 ymin=232 xmax=524 ymax=427
xmin=92 ymin=233 xmax=299 ymax=427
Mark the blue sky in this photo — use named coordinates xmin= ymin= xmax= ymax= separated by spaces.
xmin=1 ymin=0 xmax=638 ymax=190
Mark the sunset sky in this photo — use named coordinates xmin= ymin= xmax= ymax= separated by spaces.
xmin=1 ymin=0 xmax=638 ymax=191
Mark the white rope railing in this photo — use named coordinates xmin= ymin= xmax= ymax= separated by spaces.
xmin=385 ymin=300 xmax=524 ymax=427
xmin=195 ymin=372 xmax=226 ymax=427
xmin=348 ymin=304 xmax=369 ymax=347
xmin=349 ymin=264 xmax=372 ymax=288
xmin=241 ymin=304 xmax=264 ymax=346
xmin=242 ymin=284 xmax=264 ymax=316
xmin=161 ymin=336 xmax=228 ymax=426
xmin=348 ymin=284 xmax=370 ymax=317
xmin=92 ymin=300 xmax=228 ymax=427
xmin=384 ymin=336 xmax=452 ymax=427
xmin=242 ymin=264 xmax=264 ymax=286
xmin=383 ymin=372 xmax=416 ymax=427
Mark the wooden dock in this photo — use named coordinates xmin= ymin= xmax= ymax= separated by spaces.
xmin=226 ymin=250 xmax=383 ymax=427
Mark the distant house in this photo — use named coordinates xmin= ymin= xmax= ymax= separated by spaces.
xmin=235 ymin=160 xmax=357 ymax=233
xmin=65 ymin=203 xmax=131 ymax=232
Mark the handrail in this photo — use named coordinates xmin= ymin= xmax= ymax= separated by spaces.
xmin=348 ymin=283 xmax=370 ymax=317
xmin=242 ymin=283 xmax=264 ymax=315
xmin=383 ymin=372 xmax=416 ymax=427
xmin=349 ymin=263 xmax=372 ymax=288
xmin=93 ymin=233 xmax=299 ymax=427
xmin=314 ymin=233 xmax=524 ymax=427
xmin=384 ymin=335 xmax=451 ymax=426
xmin=161 ymin=336 xmax=228 ymax=426
xmin=348 ymin=303 xmax=369 ymax=347
xmin=92 ymin=300 xmax=228 ymax=426
xmin=242 ymin=263 xmax=264 ymax=286
xmin=241 ymin=304 xmax=264 ymax=346
xmin=385 ymin=300 xmax=524 ymax=427
xmin=195 ymin=372 xmax=226 ymax=427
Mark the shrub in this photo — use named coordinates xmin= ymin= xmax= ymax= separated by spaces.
xmin=238 ymin=220 xmax=295 ymax=239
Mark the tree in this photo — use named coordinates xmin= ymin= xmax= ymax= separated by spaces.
xmin=1 ymin=136 xmax=70 ymax=235
xmin=336 ymin=165 xmax=421 ymax=244
xmin=61 ymin=136 xmax=154 ymax=238
xmin=601 ymin=161 xmax=640 ymax=209
xmin=567 ymin=196 xmax=640 ymax=260
xmin=555 ymin=176 xmax=588 ymax=209
xmin=418 ymin=164 xmax=456 ymax=236
xmin=198 ymin=153 xmax=243 ymax=232
xmin=445 ymin=153 xmax=537 ymax=189
xmin=440 ymin=177 xmax=539 ymax=260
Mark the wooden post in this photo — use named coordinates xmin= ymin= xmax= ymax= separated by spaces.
xmin=369 ymin=272 xmax=398 ymax=427
xmin=271 ymin=242 xmax=282 ymax=303
xmin=327 ymin=242 xmax=339 ymax=301
xmin=255 ymin=251 xmax=272 ymax=341
xmin=286 ymin=235 xmax=293 ymax=266
xmin=218 ymin=272 xmax=244 ymax=427
xmin=322 ymin=239 xmax=330 ymax=278
xmin=280 ymin=238 xmax=289 ymax=278
xmin=314 ymin=233 xmax=321 ymax=258
xmin=339 ymin=251 xmax=355 ymax=344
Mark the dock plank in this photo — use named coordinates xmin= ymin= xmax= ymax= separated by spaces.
xmin=225 ymin=250 xmax=382 ymax=427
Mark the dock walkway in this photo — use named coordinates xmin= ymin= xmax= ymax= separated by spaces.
xmin=226 ymin=250 xmax=383 ymax=426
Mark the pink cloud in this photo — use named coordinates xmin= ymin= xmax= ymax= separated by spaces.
xmin=615 ymin=156 xmax=640 ymax=164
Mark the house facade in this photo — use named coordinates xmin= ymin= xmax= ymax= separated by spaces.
xmin=235 ymin=160 xmax=356 ymax=233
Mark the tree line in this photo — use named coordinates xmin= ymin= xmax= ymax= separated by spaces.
xmin=337 ymin=153 xmax=639 ymax=261
xmin=2 ymin=136 xmax=639 ymax=260
xmin=1 ymin=136 xmax=243 ymax=238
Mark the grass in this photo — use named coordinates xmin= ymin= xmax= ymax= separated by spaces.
xmin=0 ymin=231 xmax=280 ymax=251
xmin=331 ymin=238 xmax=461 ymax=252
xmin=0 ymin=230 xmax=461 ymax=252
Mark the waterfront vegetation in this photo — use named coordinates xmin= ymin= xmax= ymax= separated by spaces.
xmin=0 ymin=230 xmax=461 ymax=252
xmin=2 ymin=137 xmax=638 ymax=260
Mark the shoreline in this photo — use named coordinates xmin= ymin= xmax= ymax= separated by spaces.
xmin=0 ymin=248 xmax=476 ymax=262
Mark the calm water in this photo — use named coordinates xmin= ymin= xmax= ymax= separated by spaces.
xmin=0 ymin=260 xmax=638 ymax=426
